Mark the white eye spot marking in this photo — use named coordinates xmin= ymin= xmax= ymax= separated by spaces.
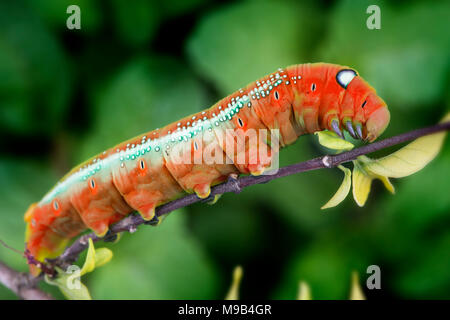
xmin=237 ymin=117 xmax=244 ymax=127
xmin=140 ymin=159 xmax=145 ymax=170
xmin=336 ymin=69 xmax=357 ymax=89
xmin=89 ymin=178 xmax=96 ymax=189
xmin=53 ymin=200 xmax=59 ymax=211
xmin=274 ymin=91 xmax=279 ymax=100
xmin=311 ymin=83 xmax=316 ymax=92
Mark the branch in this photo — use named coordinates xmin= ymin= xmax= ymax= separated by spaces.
xmin=1 ymin=121 xmax=449 ymax=299
xmin=56 ymin=120 xmax=450 ymax=265
xmin=0 ymin=261 xmax=53 ymax=300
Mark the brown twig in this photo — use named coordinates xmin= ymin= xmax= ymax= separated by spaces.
xmin=55 ymin=120 xmax=450 ymax=265
xmin=1 ymin=120 xmax=449 ymax=299
xmin=0 ymin=262 xmax=52 ymax=300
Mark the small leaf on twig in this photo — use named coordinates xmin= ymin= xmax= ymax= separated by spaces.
xmin=315 ymin=131 xmax=355 ymax=151
xmin=352 ymin=159 xmax=395 ymax=207
xmin=45 ymin=239 xmax=113 ymax=299
xmin=358 ymin=113 xmax=449 ymax=178
xmin=352 ymin=112 xmax=449 ymax=207
xmin=321 ymin=165 xmax=352 ymax=209
xmin=45 ymin=267 xmax=92 ymax=300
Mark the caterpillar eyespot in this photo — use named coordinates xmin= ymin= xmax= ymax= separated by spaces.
xmin=52 ymin=200 xmax=59 ymax=211
xmin=336 ymin=69 xmax=357 ymax=89
xmin=89 ymin=179 xmax=95 ymax=190
xmin=24 ymin=63 xmax=390 ymax=276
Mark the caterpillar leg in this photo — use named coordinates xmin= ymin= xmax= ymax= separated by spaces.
xmin=70 ymin=178 xmax=132 ymax=237
xmin=162 ymin=115 xmax=238 ymax=199
xmin=194 ymin=183 xmax=211 ymax=199
xmin=206 ymin=194 xmax=222 ymax=205
xmin=144 ymin=214 xmax=160 ymax=226
xmin=102 ymin=230 xmax=121 ymax=243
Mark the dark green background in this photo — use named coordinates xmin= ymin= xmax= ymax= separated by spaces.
xmin=0 ymin=0 xmax=449 ymax=299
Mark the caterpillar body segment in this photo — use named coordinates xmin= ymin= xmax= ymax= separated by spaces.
xmin=24 ymin=63 xmax=390 ymax=275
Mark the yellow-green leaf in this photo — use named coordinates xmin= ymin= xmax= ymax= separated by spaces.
xmin=80 ymin=238 xmax=96 ymax=276
xmin=359 ymin=113 xmax=449 ymax=178
xmin=94 ymin=248 xmax=113 ymax=268
xmin=225 ymin=265 xmax=243 ymax=300
xmin=315 ymin=131 xmax=355 ymax=151
xmin=297 ymin=281 xmax=312 ymax=300
xmin=352 ymin=160 xmax=395 ymax=207
xmin=352 ymin=161 xmax=374 ymax=207
xmin=349 ymin=271 xmax=365 ymax=300
xmin=321 ymin=165 xmax=352 ymax=209
xmin=45 ymin=267 xmax=92 ymax=300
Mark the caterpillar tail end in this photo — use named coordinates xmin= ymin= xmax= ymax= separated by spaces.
xmin=24 ymin=203 xmax=69 ymax=276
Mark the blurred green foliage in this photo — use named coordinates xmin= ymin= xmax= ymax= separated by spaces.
xmin=0 ymin=0 xmax=449 ymax=299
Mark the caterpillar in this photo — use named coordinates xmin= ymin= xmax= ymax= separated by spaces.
xmin=24 ymin=63 xmax=390 ymax=275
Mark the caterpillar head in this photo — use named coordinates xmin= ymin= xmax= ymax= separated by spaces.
xmin=337 ymin=69 xmax=390 ymax=142
xmin=364 ymin=93 xmax=390 ymax=142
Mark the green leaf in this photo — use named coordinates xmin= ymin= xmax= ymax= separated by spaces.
xmin=94 ymin=248 xmax=114 ymax=268
xmin=45 ymin=239 xmax=113 ymax=299
xmin=315 ymin=131 xmax=355 ymax=151
xmin=358 ymin=113 xmax=449 ymax=178
xmin=45 ymin=268 xmax=92 ymax=300
xmin=321 ymin=165 xmax=352 ymax=209
xmin=352 ymin=158 xmax=394 ymax=207
xmin=80 ymin=238 xmax=113 ymax=276
xmin=80 ymin=238 xmax=96 ymax=276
